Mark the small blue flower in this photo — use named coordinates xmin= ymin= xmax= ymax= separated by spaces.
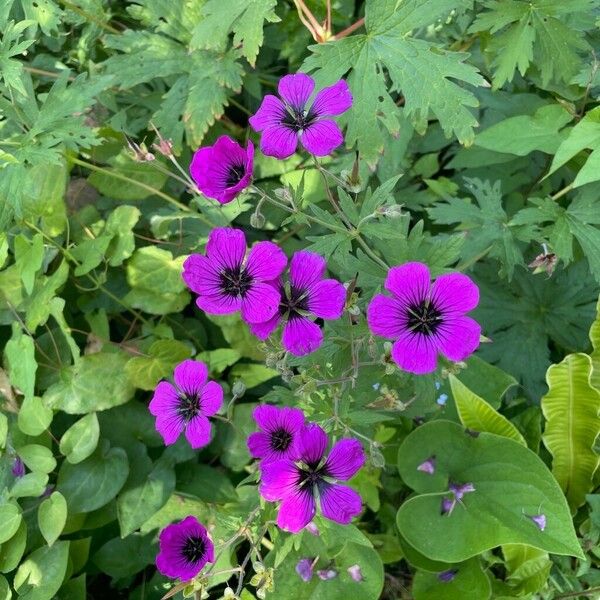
xmin=436 ymin=393 xmax=448 ymax=406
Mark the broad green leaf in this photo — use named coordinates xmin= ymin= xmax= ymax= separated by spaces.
xmin=456 ymin=355 xmax=517 ymax=409
xmin=116 ymin=456 xmax=175 ymax=537
xmin=474 ymin=104 xmax=572 ymax=156
xmin=303 ymin=0 xmax=484 ymax=162
xmin=17 ymin=396 xmax=52 ymax=437
xmin=0 ymin=520 xmax=27 ymax=573
xmin=88 ymin=154 xmax=167 ymax=201
xmin=197 ymin=348 xmax=241 ymax=374
xmin=191 ymin=0 xmax=279 ymax=66
xmin=93 ymin=534 xmax=155 ymax=579
xmin=14 ymin=234 xmax=44 ymax=295
xmin=13 ymin=541 xmax=69 ymax=600
xmin=450 ymin=375 xmax=526 ymax=445
xmin=541 ymin=353 xmax=600 ymax=510
xmin=16 ymin=444 xmax=56 ymax=473
xmin=125 ymin=247 xmax=190 ymax=315
xmin=0 ymin=574 xmax=9 ymax=600
xmin=59 ymin=414 xmax=100 ymax=464
xmin=206 ymin=314 xmax=264 ymax=360
xmin=4 ymin=324 xmax=37 ymax=400
xmin=44 ymin=351 xmax=135 ymax=414
xmin=10 ymin=472 xmax=48 ymax=499
xmin=412 ymin=558 xmax=491 ymax=600
xmin=502 ymin=544 xmax=551 ymax=596
xmin=57 ymin=443 xmax=129 ymax=513
xmin=546 ymin=107 xmax=600 ymax=187
xmin=0 ymin=504 xmax=22 ymax=544
xmin=0 ymin=413 xmax=7 ymax=449
xmin=229 ymin=363 xmax=278 ymax=389
xmin=396 ymin=420 xmax=582 ymax=562
xmin=125 ymin=339 xmax=192 ymax=391
xmin=38 ymin=492 xmax=67 ymax=546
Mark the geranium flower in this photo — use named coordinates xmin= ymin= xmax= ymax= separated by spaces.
xmin=249 ymin=73 xmax=352 ymax=159
xmin=182 ymin=228 xmax=287 ymax=323
xmin=249 ymin=250 xmax=346 ymax=356
xmin=247 ymin=405 xmax=305 ymax=464
xmin=367 ymin=262 xmax=481 ymax=374
xmin=149 ymin=359 xmax=223 ymax=449
xmin=156 ymin=516 xmax=214 ymax=581
xmin=190 ymin=136 xmax=254 ymax=204
xmin=259 ymin=424 xmax=365 ymax=533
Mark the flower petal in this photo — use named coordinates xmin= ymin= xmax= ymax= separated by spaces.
xmin=249 ymin=314 xmax=280 ymax=340
xmin=199 ymin=380 xmax=223 ymax=417
xmin=277 ymin=488 xmax=316 ymax=533
xmin=289 ymin=250 xmax=326 ymax=291
xmin=430 ymin=272 xmax=480 ymax=315
xmin=240 ymin=281 xmax=281 ymax=324
xmin=154 ymin=413 xmax=185 ymax=446
xmin=173 ymin=359 xmax=208 ymax=397
xmin=325 ymin=439 xmax=365 ymax=481
xmin=435 ymin=315 xmax=481 ymax=362
xmin=297 ymin=423 xmax=328 ymax=465
xmin=252 ymin=404 xmax=304 ymax=433
xmin=259 ymin=459 xmax=299 ymax=501
xmin=247 ymin=431 xmax=272 ymax=459
xmin=310 ymin=80 xmax=352 ymax=117
xmin=385 ymin=262 xmax=431 ymax=306
xmin=149 ymin=381 xmax=179 ymax=417
xmin=185 ymin=414 xmax=212 ymax=449
xmin=249 ymin=95 xmax=287 ymax=131
xmin=300 ymin=120 xmax=343 ymax=156
xmin=259 ymin=125 xmax=299 ymax=160
xmin=196 ymin=293 xmax=242 ymax=315
xmin=367 ymin=294 xmax=406 ymax=338
xmin=206 ymin=227 xmax=247 ymax=271
xmin=278 ymin=73 xmax=315 ymax=110
xmin=182 ymin=254 xmax=221 ymax=296
xmin=245 ymin=241 xmax=288 ymax=281
xmin=308 ymin=279 xmax=345 ymax=320
xmin=282 ymin=316 xmax=323 ymax=356
xmin=391 ymin=332 xmax=439 ymax=375
xmin=319 ymin=484 xmax=362 ymax=525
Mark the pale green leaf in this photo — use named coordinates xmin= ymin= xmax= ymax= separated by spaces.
xmin=59 ymin=413 xmax=100 ymax=464
xmin=13 ymin=541 xmax=69 ymax=600
xmin=38 ymin=492 xmax=67 ymax=546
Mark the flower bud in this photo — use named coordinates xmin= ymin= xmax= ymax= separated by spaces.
xmin=250 ymin=211 xmax=265 ymax=229
xmin=305 ymin=522 xmax=320 ymax=536
xmin=416 ymin=455 xmax=436 ymax=475
xmin=232 ymin=380 xmax=246 ymax=398
xmin=438 ymin=569 xmax=458 ymax=582
xmin=11 ymin=457 xmax=25 ymax=478
xmin=317 ymin=568 xmax=338 ymax=580
xmin=295 ymin=558 xmax=313 ymax=582
xmin=347 ymin=564 xmax=363 ymax=582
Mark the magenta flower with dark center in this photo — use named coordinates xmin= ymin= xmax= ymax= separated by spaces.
xmin=149 ymin=359 xmax=223 ymax=449
xmin=367 ymin=262 xmax=481 ymax=374
xmin=249 ymin=250 xmax=346 ymax=356
xmin=182 ymin=228 xmax=287 ymax=324
xmin=249 ymin=73 xmax=352 ymax=159
xmin=259 ymin=424 xmax=365 ymax=533
xmin=247 ymin=405 xmax=305 ymax=464
xmin=190 ymin=136 xmax=254 ymax=204
xmin=156 ymin=516 xmax=214 ymax=581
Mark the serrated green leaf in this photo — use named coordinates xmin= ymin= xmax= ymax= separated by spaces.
xmin=541 ymin=353 xmax=600 ymax=510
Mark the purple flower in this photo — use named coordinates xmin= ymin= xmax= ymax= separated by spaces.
xmin=247 ymin=405 xmax=305 ymax=464
xmin=149 ymin=359 xmax=223 ymax=449
xmin=367 ymin=262 xmax=481 ymax=374
xmin=529 ymin=513 xmax=546 ymax=531
xmin=438 ymin=569 xmax=458 ymax=583
xmin=449 ymin=482 xmax=476 ymax=501
xmin=182 ymin=228 xmax=287 ymax=323
xmin=305 ymin=522 xmax=320 ymax=536
xmin=417 ymin=456 xmax=436 ymax=475
xmin=249 ymin=73 xmax=352 ymax=159
xmin=156 ymin=516 xmax=214 ymax=581
xmin=11 ymin=457 xmax=25 ymax=478
xmin=190 ymin=136 xmax=254 ymax=204
xmin=317 ymin=568 xmax=338 ymax=580
xmin=295 ymin=558 xmax=314 ymax=582
xmin=259 ymin=424 xmax=365 ymax=533
xmin=441 ymin=496 xmax=456 ymax=516
xmin=249 ymin=250 xmax=346 ymax=356
xmin=347 ymin=564 xmax=363 ymax=582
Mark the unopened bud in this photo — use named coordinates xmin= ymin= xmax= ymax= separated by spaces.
xmin=347 ymin=564 xmax=363 ymax=582
xmin=317 ymin=568 xmax=337 ymax=580
xmin=250 ymin=211 xmax=265 ymax=229
xmin=232 ymin=380 xmax=246 ymax=398
xmin=152 ymin=137 xmax=173 ymax=157
xmin=416 ymin=455 xmax=436 ymax=475
xmin=376 ymin=204 xmax=404 ymax=218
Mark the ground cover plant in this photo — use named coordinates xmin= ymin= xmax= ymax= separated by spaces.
xmin=1 ymin=0 xmax=600 ymax=598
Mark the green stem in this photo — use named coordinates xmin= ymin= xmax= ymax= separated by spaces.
xmin=56 ymin=0 xmax=120 ymax=34
xmin=555 ymin=587 xmax=600 ymax=599
xmin=551 ymin=183 xmax=574 ymax=201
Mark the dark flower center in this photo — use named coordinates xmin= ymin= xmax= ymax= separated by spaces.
xmin=406 ymin=299 xmax=443 ymax=336
xmin=297 ymin=462 xmax=328 ymax=491
xmin=279 ymin=285 xmax=309 ymax=317
xmin=219 ymin=266 xmax=253 ymax=298
xmin=177 ymin=394 xmax=201 ymax=422
xmin=181 ymin=535 xmax=206 ymax=564
xmin=270 ymin=427 xmax=293 ymax=451
xmin=281 ymin=107 xmax=317 ymax=133
xmin=225 ymin=163 xmax=246 ymax=188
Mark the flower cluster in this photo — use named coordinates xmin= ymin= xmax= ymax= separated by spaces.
xmin=248 ymin=405 xmax=366 ymax=533
xmin=183 ymin=228 xmax=345 ymax=357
